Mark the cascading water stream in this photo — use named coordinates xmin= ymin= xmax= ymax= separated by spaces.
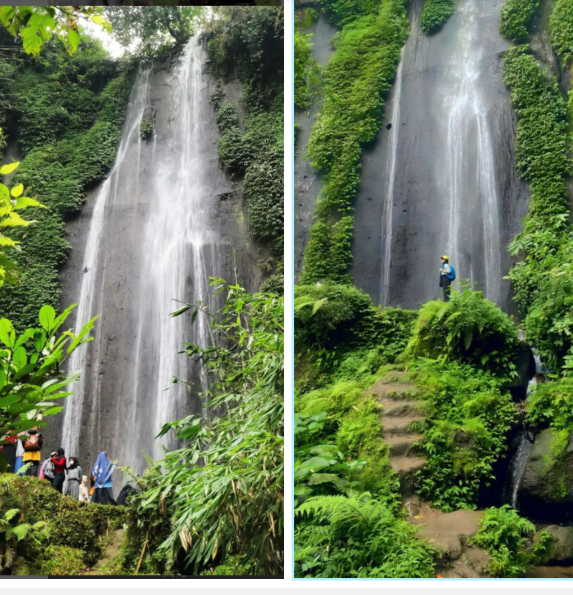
xmin=352 ymin=0 xmax=524 ymax=310
xmin=61 ymin=39 xmax=227 ymax=472
xmin=380 ymin=52 xmax=404 ymax=307
xmin=62 ymin=70 xmax=152 ymax=460
xmin=443 ymin=0 xmax=501 ymax=304
xmin=505 ymin=353 xmax=548 ymax=509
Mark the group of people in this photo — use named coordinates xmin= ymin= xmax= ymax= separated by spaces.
xmin=1 ymin=428 xmax=131 ymax=506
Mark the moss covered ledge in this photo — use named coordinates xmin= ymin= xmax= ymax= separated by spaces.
xmin=0 ymin=475 xmax=124 ymax=576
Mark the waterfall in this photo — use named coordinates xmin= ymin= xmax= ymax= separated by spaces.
xmin=443 ymin=0 xmax=501 ymax=304
xmin=506 ymin=430 xmax=534 ymax=509
xmin=352 ymin=0 xmax=522 ymax=309
xmin=380 ymin=52 xmax=404 ymax=307
xmin=61 ymin=39 xmax=226 ymax=472
xmin=62 ymin=70 xmax=152 ymax=460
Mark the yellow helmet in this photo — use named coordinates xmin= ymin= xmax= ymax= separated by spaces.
xmin=441 ymin=255 xmax=449 ymax=260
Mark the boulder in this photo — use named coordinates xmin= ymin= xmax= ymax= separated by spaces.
xmin=519 ymin=429 xmax=573 ymax=505
xmin=534 ymin=525 xmax=573 ymax=565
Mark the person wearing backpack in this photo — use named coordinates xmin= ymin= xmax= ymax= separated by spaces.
xmin=22 ymin=428 xmax=43 ymax=477
xmin=439 ymin=255 xmax=455 ymax=302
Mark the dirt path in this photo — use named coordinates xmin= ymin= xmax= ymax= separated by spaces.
xmin=83 ymin=529 xmax=124 ymax=576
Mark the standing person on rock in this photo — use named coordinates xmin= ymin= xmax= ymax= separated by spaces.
xmin=22 ymin=428 xmax=43 ymax=477
xmin=40 ymin=451 xmax=57 ymax=484
xmin=439 ymin=255 xmax=455 ymax=302
xmin=91 ymin=452 xmax=117 ymax=505
xmin=51 ymin=448 xmax=67 ymax=493
xmin=63 ymin=457 xmax=83 ymax=500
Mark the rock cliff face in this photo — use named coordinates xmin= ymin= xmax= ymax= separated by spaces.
xmin=351 ymin=0 xmax=529 ymax=311
xmin=294 ymin=13 xmax=337 ymax=278
xmin=48 ymin=41 xmax=264 ymax=473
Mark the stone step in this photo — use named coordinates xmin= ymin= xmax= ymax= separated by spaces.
xmin=380 ymin=399 xmax=423 ymax=418
xmin=390 ymin=455 xmax=425 ymax=497
xmin=382 ymin=414 xmax=424 ymax=436
xmin=390 ymin=455 xmax=425 ymax=477
xmin=385 ymin=433 xmax=424 ymax=457
xmin=368 ymin=381 xmax=419 ymax=400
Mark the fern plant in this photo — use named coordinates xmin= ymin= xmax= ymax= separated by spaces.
xmin=295 ymin=495 xmax=436 ymax=578
xmin=404 ymin=288 xmax=520 ymax=379
xmin=0 ymin=507 xmax=49 ymax=572
xmin=470 ymin=506 xmax=544 ymax=578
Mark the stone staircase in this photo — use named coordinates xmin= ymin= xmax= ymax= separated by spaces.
xmin=367 ymin=370 xmax=492 ymax=577
xmin=367 ymin=370 xmax=426 ymax=497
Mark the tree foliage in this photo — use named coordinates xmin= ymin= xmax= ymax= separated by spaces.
xmin=125 ymin=280 xmax=283 ymax=575
xmin=0 ymin=6 xmax=110 ymax=57
xmin=0 ymin=38 xmax=133 ymax=331
xmin=0 ymin=304 xmax=97 ymax=465
xmin=107 ymin=7 xmax=203 ymax=56
xmin=0 ymin=160 xmax=44 ymax=288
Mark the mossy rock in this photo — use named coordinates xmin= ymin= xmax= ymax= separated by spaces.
xmin=33 ymin=545 xmax=87 ymax=576
xmin=0 ymin=474 xmax=125 ymax=575
xmin=534 ymin=526 xmax=573 ymax=565
xmin=520 ymin=429 xmax=573 ymax=505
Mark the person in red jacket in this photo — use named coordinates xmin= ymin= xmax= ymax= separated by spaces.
xmin=51 ymin=448 xmax=66 ymax=493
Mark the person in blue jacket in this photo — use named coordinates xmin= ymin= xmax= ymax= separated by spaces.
xmin=439 ymin=255 xmax=455 ymax=302
xmin=91 ymin=451 xmax=117 ymax=505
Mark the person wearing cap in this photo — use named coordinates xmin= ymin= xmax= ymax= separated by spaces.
xmin=439 ymin=255 xmax=453 ymax=302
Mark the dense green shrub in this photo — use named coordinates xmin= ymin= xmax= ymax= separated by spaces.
xmin=295 ymin=495 xmax=436 ymax=578
xmin=503 ymin=47 xmax=571 ymax=317
xmin=294 ymin=29 xmax=321 ymax=109
xmin=301 ymin=0 xmax=408 ymax=284
xmin=37 ymin=545 xmax=88 ymax=576
xmin=526 ymin=376 xmax=573 ymax=432
xmin=319 ymin=0 xmax=380 ymax=26
xmin=0 ymin=475 xmax=124 ymax=575
xmin=207 ymin=8 xmax=283 ymax=260
xmin=421 ymin=0 xmax=457 ymax=35
xmin=0 ymin=46 xmax=133 ymax=330
xmin=410 ymin=360 xmax=517 ymax=511
xmin=404 ymin=289 xmax=520 ymax=379
xmin=523 ymin=254 xmax=573 ymax=373
xmin=295 ymin=364 xmax=434 ymax=577
xmin=550 ymin=0 xmax=573 ymax=66
xmin=296 ymin=378 xmax=399 ymax=499
xmin=139 ymin=118 xmax=153 ymax=140
xmin=470 ymin=506 xmax=539 ymax=577
xmin=295 ymin=283 xmax=416 ymax=361
xmin=260 ymin=273 xmax=284 ymax=295
xmin=301 ymin=217 xmax=353 ymax=284
xmin=500 ymin=0 xmax=540 ymax=43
